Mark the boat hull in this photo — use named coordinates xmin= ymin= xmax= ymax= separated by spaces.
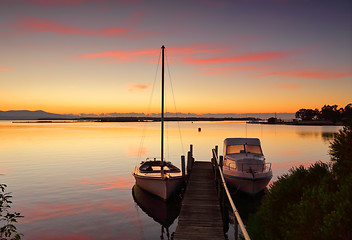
xmin=133 ymin=173 xmax=184 ymax=200
xmin=223 ymin=171 xmax=272 ymax=195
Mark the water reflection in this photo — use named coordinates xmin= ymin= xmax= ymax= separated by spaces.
xmin=224 ymin=187 xmax=264 ymax=240
xmin=132 ymin=185 xmax=181 ymax=240
xmin=321 ymin=132 xmax=336 ymax=142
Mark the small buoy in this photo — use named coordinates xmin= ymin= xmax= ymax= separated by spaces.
xmin=198 ymin=127 xmax=201 ymax=132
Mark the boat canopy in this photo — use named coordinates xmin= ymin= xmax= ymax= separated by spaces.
xmin=224 ymin=138 xmax=263 ymax=155
xmin=224 ymin=138 xmax=261 ymax=146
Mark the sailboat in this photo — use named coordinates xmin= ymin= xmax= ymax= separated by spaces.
xmin=132 ymin=45 xmax=184 ymax=200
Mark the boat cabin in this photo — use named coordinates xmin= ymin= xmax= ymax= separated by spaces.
xmin=224 ymin=138 xmax=263 ymax=155
xmin=139 ymin=160 xmax=181 ymax=173
xmin=223 ymin=138 xmax=266 ymax=172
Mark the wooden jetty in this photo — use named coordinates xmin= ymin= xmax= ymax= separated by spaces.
xmin=173 ymin=161 xmax=225 ymax=240
xmin=173 ymin=145 xmax=251 ymax=240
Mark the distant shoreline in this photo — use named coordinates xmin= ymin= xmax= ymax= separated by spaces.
xmin=8 ymin=117 xmax=344 ymax=126
xmin=247 ymin=120 xmax=344 ymax=126
xmin=11 ymin=117 xmax=259 ymax=123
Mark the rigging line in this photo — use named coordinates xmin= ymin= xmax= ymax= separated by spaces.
xmin=165 ymin=104 xmax=170 ymax=161
xmin=137 ymin=48 xmax=162 ymax=162
xmin=165 ymin=52 xmax=185 ymax=156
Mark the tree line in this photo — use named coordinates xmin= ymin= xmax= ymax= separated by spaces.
xmin=295 ymin=103 xmax=352 ymax=123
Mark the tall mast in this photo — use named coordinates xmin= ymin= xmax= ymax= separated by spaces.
xmin=161 ymin=45 xmax=165 ymax=167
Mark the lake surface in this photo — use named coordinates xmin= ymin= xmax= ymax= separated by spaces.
xmin=0 ymin=120 xmax=341 ymax=239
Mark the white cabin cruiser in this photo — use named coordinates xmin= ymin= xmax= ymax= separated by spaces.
xmin=222 ymin=138 xmax=272 ymax=195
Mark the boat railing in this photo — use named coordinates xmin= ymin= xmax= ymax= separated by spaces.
xmin=211 ymin=146 xmax=251 ymax=240
xmin=226 ymin=162 xmax=272 ymax=173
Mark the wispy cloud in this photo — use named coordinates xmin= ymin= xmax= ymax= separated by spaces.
xmin=195 ymin=66 xmax=264 ymax=75
xmin=127 ymin=83 xmax=151 ymax=92
xmin=253 ymin=70 xmax=352 ymax=79
xmin=27 ymin=0 xmax=141 ymax=6
xmin=74 ymin=44 xmax=221 ymax=63
xmin=275 ymin=84 xmax=302 ymax=89
xmin=9 ymin=17 xmax=130 ymax=38
xmin=28 ymin=0 xmax=90 ymax=6
xmin=184 ymin=51 xmax=295 ymax=65
xmin=0 ymin=67 xmax=14 ymax=71
xmin=75 ymin=49 xmax=158 ymax=62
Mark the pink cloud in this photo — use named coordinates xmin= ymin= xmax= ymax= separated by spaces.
xmin=0 ymin=67 xmax=14 ymax=71
xmin=195 ymin=65 xmax=264 ymax=75
xmin=253 ymin=70 xmax=352 ymax=79
xmin=275 ymin=84 xmax=302 ymax=89
xmin=27 ymin=0 xmax=142 ymax=6
xmin=74 ymin=44 xmax=222 ymax=63
xmin=75 ymin=49 xmax=159 ymax=63
xmin=127 ymin=83 xmax=152 ymax=92
xmin=28 ymin=0 xmax=90 ymax=6
xmin=185 ymin=51 xmax=295 ymax=65
xmin=27 ymin=0 xmax=141 ymax=6
xmin=11 ymin=17 xmax=130 ymax=38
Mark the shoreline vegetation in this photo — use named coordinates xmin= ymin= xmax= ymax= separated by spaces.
xmin=246 ymin=120 xmax=352 ymax=240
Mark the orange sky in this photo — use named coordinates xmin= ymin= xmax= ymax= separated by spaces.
xmin=1 ymin=0 xmax=351 ymax=115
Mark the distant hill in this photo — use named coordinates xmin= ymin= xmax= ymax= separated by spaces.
xmin=0 ymin=110 xmax=77 ymax=120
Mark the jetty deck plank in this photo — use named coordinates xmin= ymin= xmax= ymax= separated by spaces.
xmin=173 ymin=161 xmax=225 ymax=240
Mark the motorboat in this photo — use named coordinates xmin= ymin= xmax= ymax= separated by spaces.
xmin=222 ymin=138 xmax=272 ymax=195
xmin=132 ymin=46 xmax=184 ymax=200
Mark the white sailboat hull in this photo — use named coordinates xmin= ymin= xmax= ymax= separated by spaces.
xmin=133 ymin=172 xmax=184 ymax=200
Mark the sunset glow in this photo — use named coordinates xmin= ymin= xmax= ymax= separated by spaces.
xmin=1 ymin=0 xmax=351 ymax=115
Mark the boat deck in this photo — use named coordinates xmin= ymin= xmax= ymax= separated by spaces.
xmin=173 ymin=161 xmax=225 ymax=240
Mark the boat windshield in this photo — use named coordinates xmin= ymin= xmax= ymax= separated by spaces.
xmin=226 ymin=144 xmax=262 ymax=154
xmin=245 ymin=144 xmax=262 ymax=154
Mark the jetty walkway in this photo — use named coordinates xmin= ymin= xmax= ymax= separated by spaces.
xmin=173 ymin=146 xmax=251 ymax=240
xmin=173 ymin=161 xmax=225 ymax=240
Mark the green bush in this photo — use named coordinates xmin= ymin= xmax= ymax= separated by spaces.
xmin=247 ymin=124 xmax=352 ymax=240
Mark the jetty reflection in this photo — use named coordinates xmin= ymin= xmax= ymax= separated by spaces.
xmin=132 ymin=185 xmax=181 ymax=240
xmin=224 ymin=187 xmax=265 ymax=239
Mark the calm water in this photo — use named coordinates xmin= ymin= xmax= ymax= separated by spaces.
xmin=0 ymin=120 xmax=341 ymax=239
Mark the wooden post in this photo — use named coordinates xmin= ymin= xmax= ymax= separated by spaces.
xmin=181 ymin=155 xmax=185 ymax=179
xmin=187 ymin=151 xmax=192 ymax=174
xmin=214 ymin=155 xmax=218 ymax=181
xmin=189 ymin=144 xmax=194 ymax=168
xmin=215 ymin=145 xmax=218 ymax=160
xmin=219 ymin=155 xmax=223 ymax=170
xmin=234 ymin=215 xmax=238 ymax=240
xmin=217 ymin=175 xmax=221 ymax=197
